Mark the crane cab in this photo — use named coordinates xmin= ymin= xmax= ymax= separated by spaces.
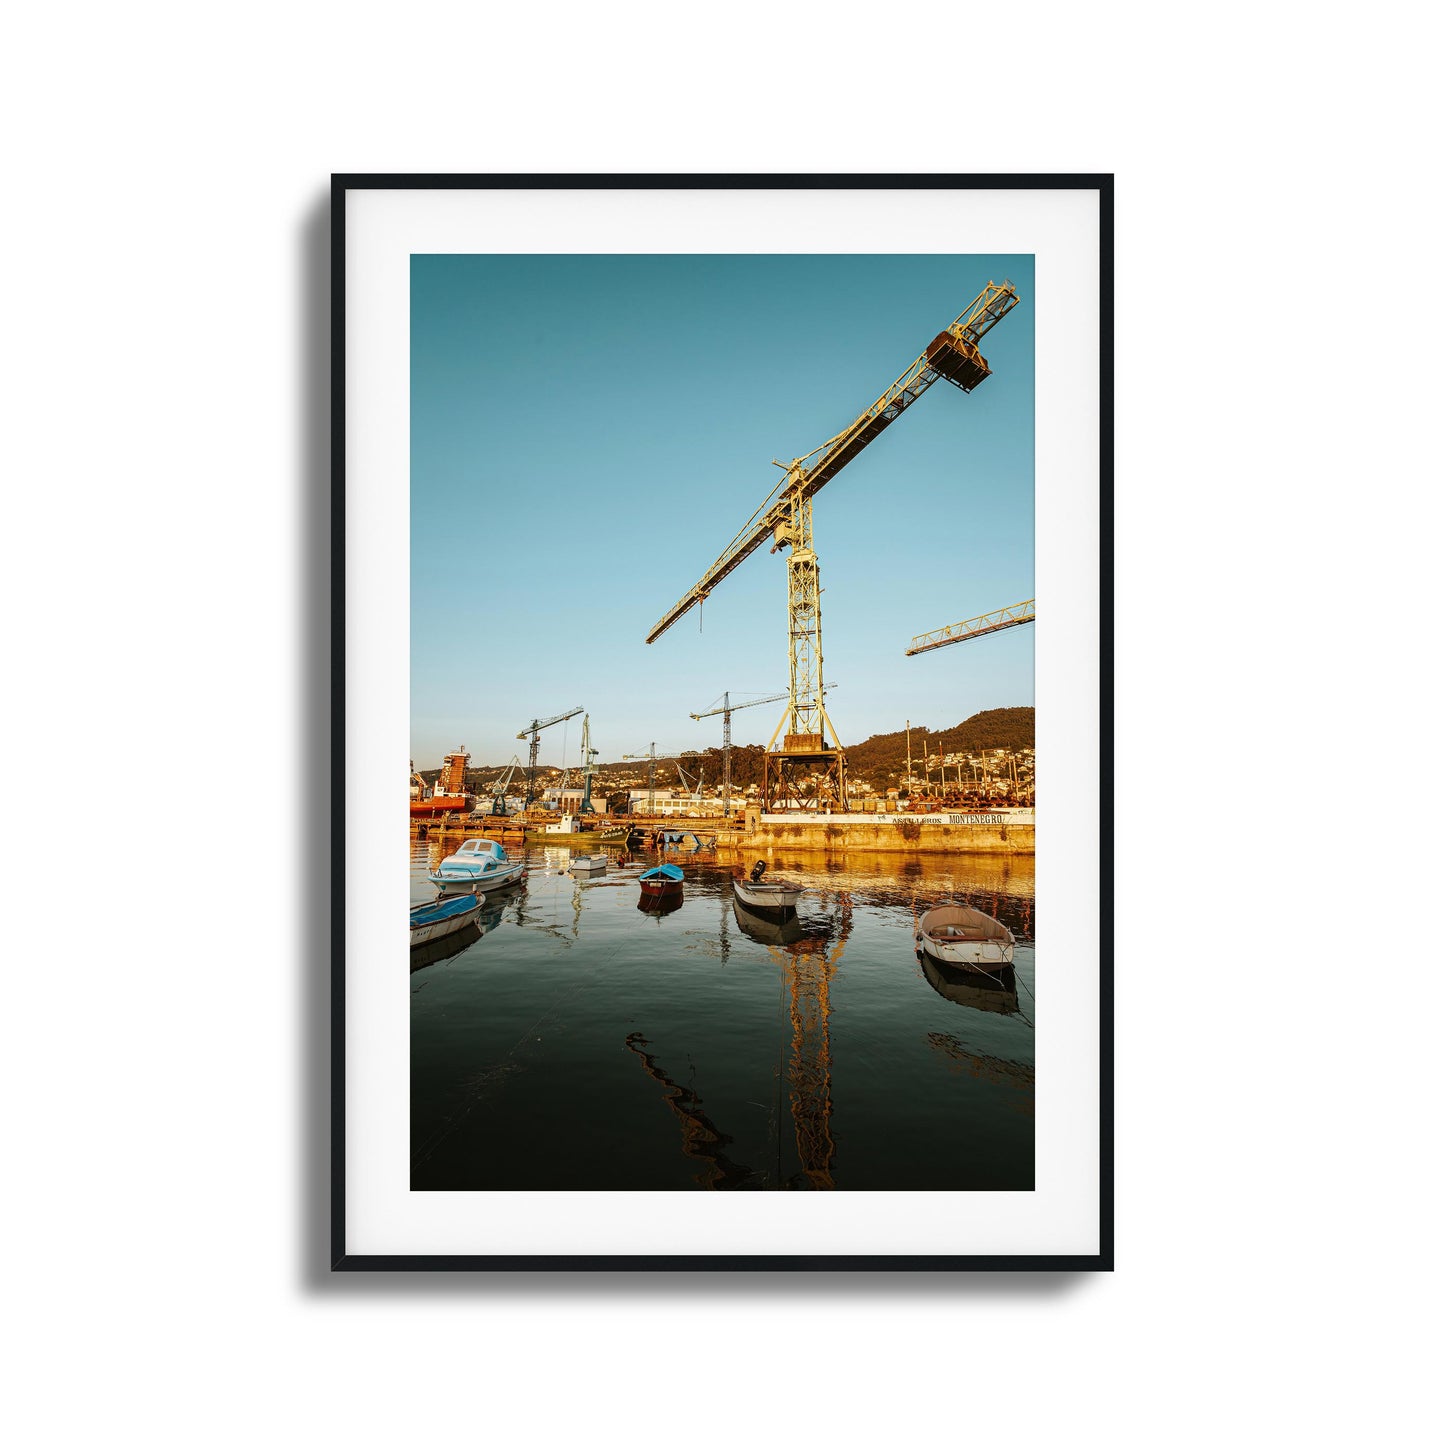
xmin=925 ymin=332 xmax=992 ymax=392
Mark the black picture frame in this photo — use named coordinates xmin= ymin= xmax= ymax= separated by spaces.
xmin=331 ymin=173 xmax=1113 ymax=1272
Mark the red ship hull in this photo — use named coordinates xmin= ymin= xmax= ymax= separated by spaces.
xmin=410 ymin=796 xmax=473 ymax=816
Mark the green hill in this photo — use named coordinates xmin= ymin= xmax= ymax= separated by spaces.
xmin=430 ymin=706 xmax=1033 ymax=795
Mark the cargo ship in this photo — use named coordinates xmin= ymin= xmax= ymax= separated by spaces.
xmin=410 ymin=747 xmax=476 ymax=817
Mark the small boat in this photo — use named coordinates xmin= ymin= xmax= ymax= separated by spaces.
xmin=410 ymin=892 xmax=483 ymax=947
xmin=915 ymin=905 xmax=1015 ymax=970
xmin=428 ymin=837 xmax=527 ymax=894
xmin=570 ymin=854 xmax=608 ymax=874
xmin=638 ymin=863 xmax=684 ymax=897
xmin=732 ymin=860 xmax=803 ymax=919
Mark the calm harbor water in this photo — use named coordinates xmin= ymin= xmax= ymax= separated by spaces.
xmin=411 ymin=840 xmax=1035 ymax=1191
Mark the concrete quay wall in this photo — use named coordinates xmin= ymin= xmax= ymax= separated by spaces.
xmin=715 ymin=817 xmax=1035 ymax=857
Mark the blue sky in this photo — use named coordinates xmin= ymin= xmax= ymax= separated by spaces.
xmin=411 ymin=254 xmax=1033 ymax=772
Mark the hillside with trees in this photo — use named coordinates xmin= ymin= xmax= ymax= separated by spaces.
xmin=426 ymin=707 xmax=1034 ymax=797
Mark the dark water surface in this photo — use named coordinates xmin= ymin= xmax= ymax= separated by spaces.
xmin=411 ymin=841 xmax=1035 ymax=1191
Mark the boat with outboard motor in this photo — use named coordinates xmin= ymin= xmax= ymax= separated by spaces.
xmin=732 ymin=859 xmax=803 ymax=919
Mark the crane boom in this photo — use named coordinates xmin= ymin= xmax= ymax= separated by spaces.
xmin=689 ymin=689 xmax=787 ymax=721
xmin=515 ymin=706 xmax=583 ymax=739
xmin=517 ymin=706 xmax=584 ymax=807
xmin=645 ymin=281 xmax=1019 ymax=645
xmin=905 ymin=598 xmax=1035 ymax=657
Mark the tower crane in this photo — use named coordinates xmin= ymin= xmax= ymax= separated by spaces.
xmin=906 ymin=598 xmax=1035 ymax=657
xmin=646 ymin=281 xmax=1021 ymax=813
xmin=516 ymin=706 xmax=583 ymax=807
xmin=690 ymin=683 xmax=836 ymax=815
xmin=621 ymin=742 xmax=663 ymax=817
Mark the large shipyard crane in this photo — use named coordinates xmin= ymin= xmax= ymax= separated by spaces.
xmin=577 ymin=714 xmax=600 ymax=814
xmin=516 ymin=706 xmax=583 ymax=807
xmin=690 ymin=684 xmax=836 ymax=815
xmin=485 ymin=755 xmax=524 ymax=815
xmin=906 ymin=598 xmax=1035 ymax=657
xmin=647 ymin=281 xmax=1021 ymax=812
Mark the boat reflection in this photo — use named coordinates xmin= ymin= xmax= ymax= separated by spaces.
xmin=919 ymin=954 xmax=1021 ymax=1015
xmin=730 ymin=896 xmax=805 ymax=947
xmin=926 ymin=1030 xmax=1034 ymax=1101
xmin=637 ymin=891 xmax=683 ymax=917
xmin=410 ymin=919 xmax=484 ymax=973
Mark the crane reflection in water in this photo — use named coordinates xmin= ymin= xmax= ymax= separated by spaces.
xmin=625 ymin=888 xmax=852 ymax=1190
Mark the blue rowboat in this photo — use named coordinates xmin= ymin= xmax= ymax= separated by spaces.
xmin=638 ymin=863 xmax=684 ymax=897
xmin=410 ymin=892 xmax=482 ymax=947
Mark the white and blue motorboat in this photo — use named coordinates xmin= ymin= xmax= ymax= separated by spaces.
xmin=410 ymin=892 xmax=483 ymax=947
xmin=428 ymin=837 xmax=527 ymax=895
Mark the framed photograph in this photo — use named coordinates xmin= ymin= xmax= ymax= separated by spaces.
xmin=333 ymin=174 xmax=1111 ymax=1270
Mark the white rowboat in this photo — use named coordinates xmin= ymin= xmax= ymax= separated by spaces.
xmin=915 ymin=905 xmax=1015 ymax=970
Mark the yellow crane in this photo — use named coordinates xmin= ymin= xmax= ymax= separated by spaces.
xmin=905 ymin=598 xmax=1035 ymax=657
xmin=647 ymin=281 xmax=1021 ymax=812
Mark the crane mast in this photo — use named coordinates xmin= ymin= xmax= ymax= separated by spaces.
xmin=647 ymin=281 xmax=1020 ymax=814
xmin=516 ymin=706 xmax=584 ymax=807
xmin=621 ymin=743 xmax=662 ymax=817
xmin=578 ymin=714 xmax=600 ymax=814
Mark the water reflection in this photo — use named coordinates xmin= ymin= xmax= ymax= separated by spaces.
xmin=926 ymin=1030 xmax=1035 ymax=1102
xmin=410 ymin=920 xmax=484 ymax=973
xmin=730 ymin=897 xmax=805 ymax=947
xmin=411 ymin=838 xmax=1036 ymax=1189
xmin=919 ymin=955 xmax=1021 ymax=1016
xmin=623 ymin=1033 xmax=761 ymax=1189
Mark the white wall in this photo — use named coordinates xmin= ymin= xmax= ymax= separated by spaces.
xmin=3 ymin=7 xmax=1436 ymax=1444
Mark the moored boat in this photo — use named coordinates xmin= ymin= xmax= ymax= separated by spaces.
xmin=638 ymin=863 xmax=684 ymax=897
xmin=915 ymin=905 xmax=1015 ymax=970
xmin=570 ymin=854 xmax=608 ymax=874
xmin=732 ymin=860 xmax=803 ymax=919
xmin=428 ymin=837 xmax=528 ymax=894
xmin=410 ymin=747 xmax=476 ymax=816
xmin=410 ymin=892 xmax=483 ymax=947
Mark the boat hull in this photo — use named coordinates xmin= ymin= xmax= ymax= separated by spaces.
xmin=915 ymin=904 xmax=1015 ymax=970
xmin=429 ymin=862 xmax=527 ymax=894
xmin=733 ymin=879 xmax=803 ymax=918
xmin=410 ymin=795 xmax=474 ymax=816
xmin=410 ymin=894 xmax=482 ymax=946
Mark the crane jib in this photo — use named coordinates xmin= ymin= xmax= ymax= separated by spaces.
xmin=644 ymin=282 xmax=1019 ymax=645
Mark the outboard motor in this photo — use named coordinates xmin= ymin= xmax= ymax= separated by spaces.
xmin=750 ymin=859 xmax=767 ymax=883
